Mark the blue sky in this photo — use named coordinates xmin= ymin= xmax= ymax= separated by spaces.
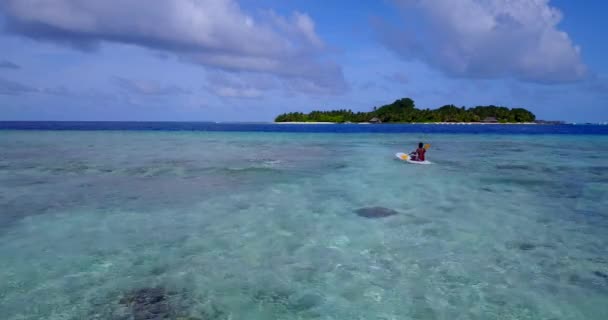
xmin=0 ymin=0 xmax=606 ymax=122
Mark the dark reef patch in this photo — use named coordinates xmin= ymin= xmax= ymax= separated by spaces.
xmin=355 ymin=207 xmax=399 ymax=218
xmin=506 ymin=241 xmax=537 ymax=251
xmin=119 ymin=287 xmax=172 ymax=320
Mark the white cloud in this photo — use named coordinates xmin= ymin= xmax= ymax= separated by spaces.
xmin=384 ymin=72 xmax=409 ymax=84
xmin=0 ymin=77 xmax=37 ymax=95
xmin=204 ymin=71 xmax=275 ymax=99
xmin=1 ymin=0 xmax=347 ymax=94
xmin=113 ymin=77 xmax=191 ymax=96
xmin=203 ymin=66 xmax=349 ymax=99
xmin=0 ymin=60 xmax=20 ymax=69
xmin=42 ymin=86 xmax=70 ymax=95
xmin=381 ymin=0 xmax=587 ymax=83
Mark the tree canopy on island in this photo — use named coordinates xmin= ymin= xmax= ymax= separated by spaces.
xmin=274 ymin=98 xmax=536 ymax=123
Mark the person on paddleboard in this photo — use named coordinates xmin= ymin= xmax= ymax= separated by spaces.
xmin=409 ymin=142 xmax=426 ymax=161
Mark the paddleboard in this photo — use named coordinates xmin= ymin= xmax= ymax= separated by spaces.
xmin=395 ymin=152 xmax=432 ymax=165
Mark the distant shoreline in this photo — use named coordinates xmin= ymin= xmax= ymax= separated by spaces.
xmin=274 ymin=122 xmax=540 ymax=125
xmin=275 ymin=121 xmax=336 ymax=124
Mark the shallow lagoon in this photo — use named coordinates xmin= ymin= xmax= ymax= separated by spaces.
xmin=1 ymin=129 xmax=607 ymax=319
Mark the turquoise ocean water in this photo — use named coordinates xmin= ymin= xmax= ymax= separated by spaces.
xmin=1 ymin=127 xmax=607 ymax=319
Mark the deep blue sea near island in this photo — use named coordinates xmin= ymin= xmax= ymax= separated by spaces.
xmin=1 ymin=122 xmax=607 ymax=319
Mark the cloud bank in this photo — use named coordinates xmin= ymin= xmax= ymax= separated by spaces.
xmin=113 ymin=77 xmax=191 ymax=96
xmin=0 ymin=78 xmax=36 ymax=95
xmin=204 ymin=71 xmax=276 ymax=99
xmin=381 ymin=0 xmax=587 ymax=83
xmin=0 ymin=60 xmax=20 ymax=69
xmin=384 ymin=72 xmax=409 ymax=84
xmin=0 ymin=0 xmax=347 ymax=94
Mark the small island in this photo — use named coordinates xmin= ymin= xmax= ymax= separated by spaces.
xmin=275 ymin=97 xmax=536 ymax=124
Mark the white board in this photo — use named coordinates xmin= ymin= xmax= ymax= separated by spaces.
xmin=395 ymin=152 xmax=432 ymax=165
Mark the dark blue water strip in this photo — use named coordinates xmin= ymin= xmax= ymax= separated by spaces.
xmin=0 ymin=121 xmax=607 ymax=135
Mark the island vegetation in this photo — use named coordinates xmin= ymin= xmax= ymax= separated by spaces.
xmin=274 ymin=98 xmax=536 ymax=123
